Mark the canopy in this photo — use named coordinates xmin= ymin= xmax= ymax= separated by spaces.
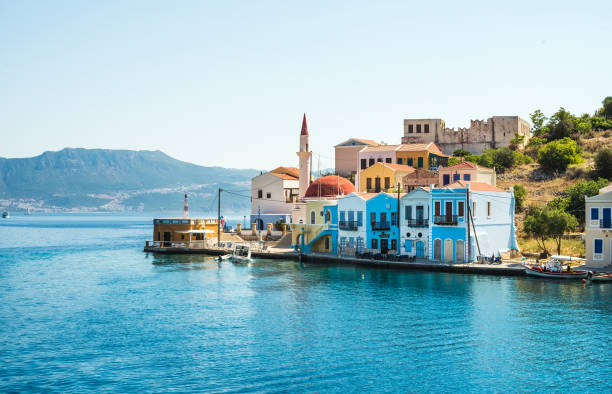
xmin=174 ymin=229 xmax=214 ymax=234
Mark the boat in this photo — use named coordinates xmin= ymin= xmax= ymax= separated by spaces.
xmin=1 ymin=211 xmax=8 ymax=219
xmin=589 ymin=272 xmax=612 ymax=283
xmin=231 ymin=244 xmax=252 ymax=263
xmin=218 ymin=254 xmax=232 ymax=261
xmin=525 ymin=264 xmax=589 ymax=279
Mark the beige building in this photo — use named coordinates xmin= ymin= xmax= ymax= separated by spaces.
xmin=585 ymin=187 xmax=612 ymax=268
xmin=438 ymin=161 xmax=496 ymax=186
xmin=401 ymin=116 xmax=531 ymax=155
xmin=334 ymin=138 xmax=380 ymax=178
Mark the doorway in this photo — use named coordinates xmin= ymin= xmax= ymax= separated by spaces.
xmin=445 ymin=201 xmax=453 ymax=222
xmin=456 ymin=240 xmax=465 ymax=263
xmin=444 ymin=239 xmax=453 ymax=262
xmin=380 ymin=239 xmax=389 ymax=254
xmin=416 ymin=241 xmax=425 ymax=257
xmin=163 ymin=231 xmax=171 ymax=247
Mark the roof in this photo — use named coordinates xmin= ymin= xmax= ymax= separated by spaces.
xmin=334 ymin=138 xmax=381 ymax=147
xmin=304 ymin=175 xmax=357 ymax=198
xmin=440 ymin=161 xmax=493 ymax=172
xmin=269 ymin=166 xmax=299 ymax=180
xmin=397 ymin=142 xmax=448 ymax=156
xmin=300 ymin=114 xmax=308 ymax=136
xmin=443 ymin=180 xmax=506 ymax=193
xmin=586 ymin=188 xmax=612 ymax=202
xmin=381 ymin=163 xmax=416 ymax=172
xmin=360 ymin=145 xmax=400 ymax=152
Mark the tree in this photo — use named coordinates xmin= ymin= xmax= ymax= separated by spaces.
xmin=513 ymin=184 xmax=526 ymax=212
xmin=509 ymin=133 xmax=525 ymax=150
xmin=447 ymin=156 xmax=463 ymax=166
xmin=523 ymin=206 xmax=578 ymax=255
xmin=537 ymin=137 xmax=582 ymax=174
xmin=547 ymin=108 xmax=575 ymax=140
xmin=453 ymin=149 xmax=471 ymax=157
xmin=574 ymin=114 xmax=592 ymax=135
xmin=559 ymin=178 xmax=609 ymax=225
xmin=595 ymin=148 xmax=612 ymax=179
xmin=530 ymin=110 xmax=547 ymax=136
xmin=597 ymin=96 xmax=612 ymax=120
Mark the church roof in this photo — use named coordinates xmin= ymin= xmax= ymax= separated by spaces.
xmin=304 ymin=175 xmax=357 ymax=198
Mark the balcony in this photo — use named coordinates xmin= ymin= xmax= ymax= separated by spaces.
xmin=601 ymin=219 xmax=612 ymax=229
xmin=406 ymin=219 xmax=428 ymax=227
xmin=434 ymin=215 xmax=459 ymax=225
xmin=339 ymin=220 xmax=359 ymax=231
xmin=371 ymin=221 xmax=391 ymax=231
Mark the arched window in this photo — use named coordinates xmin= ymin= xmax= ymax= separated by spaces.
xmin=310 ymin=211 xmax=316 ymax=224
xmin=325 ymin=210 xmax=331 ymax=223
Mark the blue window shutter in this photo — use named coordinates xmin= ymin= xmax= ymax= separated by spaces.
xmin=357 ymin=211 xmax=363 ymax=226
xmin=463 ymin=174 xmax=471 ymax=181
xmin=443 ymin=174 xmax=450 ymax=185
xmin=418 ymin=157 xmax=423 ymax=168
xmin=340 ymin=211 xmax=345 ymax=221
xmin=453 ymin=173 xmax=460 ymax=181
xmin=405 ymin=240 xmax=412 ymax=252
xmin=591 ymin=208 xmax=599 ymax=220
xmin=594 ymin=239 xmax=603 ymax=254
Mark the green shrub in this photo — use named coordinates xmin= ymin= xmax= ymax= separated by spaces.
xmin=513 ymin=184 xmax=526 ymax=212
xmin=453 ymin=149 xmax=471 ymax=157
xmin=595 ymin=148 xmax=612 ymax=179
xmin=537 ymin=137 xmax=582 ymax=174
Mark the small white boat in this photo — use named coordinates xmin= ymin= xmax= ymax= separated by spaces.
xmin=589 ymin=272 xmax=612 ymax=283
xmin=525 ymin=264 xmax=589 ymax=279
xmin=218 ymin=254 xmax=232 ymax=261
xmin=231 ymin=244 xmax=252 ymax=263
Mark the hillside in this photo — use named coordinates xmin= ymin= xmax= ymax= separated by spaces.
xmin=0 ymin=148 xmax=259 ymax=213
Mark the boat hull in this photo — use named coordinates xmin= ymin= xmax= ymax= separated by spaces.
xmin=525 ymin=265 xmax=588 ymax=279
xmin=590 ymin=274 xmax=612 ymax=282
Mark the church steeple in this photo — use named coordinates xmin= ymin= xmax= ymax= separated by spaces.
xmin=300 ymin=113 xmax=308 ymax=136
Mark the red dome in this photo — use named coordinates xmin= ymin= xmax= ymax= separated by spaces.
xmin=304 ymin=175 xmax=356 ymax=198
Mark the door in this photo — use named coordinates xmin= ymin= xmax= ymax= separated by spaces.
xmin=416 ymin=206 xmax=424 ymax=225
xmin=603 ymin=208 xmax=611 ymax=228
xmin=381 ymin=239 xmax=388 ymax=254
xmin=416 ymin=241 xmax=425 ymax=257
xmin=456 ymin=240 xmax=465 ymax=263
xmin=163 ymin=231 xmax=171 ymax=247
xmin=444 ymin=239 xmax=453 ymax=262
xmin=445 ymin=201 xmax=453 ymax=222
xmin=375 ymin=177 xmax=381 ymax=193
xmin=433 ymin=239 xmax=441 ymax=260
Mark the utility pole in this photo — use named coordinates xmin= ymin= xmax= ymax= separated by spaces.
xmin=217 ymin=188 xmax=222 ymax=247
xmin=397 ymin=182 xmax=401 ymax=255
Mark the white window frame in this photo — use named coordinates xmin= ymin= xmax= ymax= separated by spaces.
xmin=593 ymin=238 xmax=604 ymax=261
xmin=589 ymin=207 xmax=600 ymax=227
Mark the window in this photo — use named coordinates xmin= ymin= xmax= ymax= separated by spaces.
xmin=380 ymin=212 xmax=387 ymax=223
xmin=443 ymin=174 xmax=450 ymax=185
xmin=397 ymin=158 xmax=403 ymax=164
xmin=385 ymin=158 xmax=392 ymax=163
xmin=487 ymin=201 xmax=491 ymax=217
xmin=408 ymin=125 xmax=414 ymax=133
xmin=391 ymin=212 xmax=397 ymax=225
xmin=348 ymin=210 xmax=355 ymax=224
xmin=325 ymin=237 xmax=330 ymax=250
xmin=375 ymin=177 xmax=381 ymax=192
xmin=258 ymin=189 xmax=263 ymax=198
xmin=310 ymin=211 xmax=316 ymax=224
xmin=340 ymin=211 xmax=346 ymax=222
xmin=453 ymin=173 xmax=460 ymax=181
xmin=594 ymin=239 xmax=603 ymax=254
xmin=377 ymin=158 xmax=382 ymax=162
xmin=418 ymin=157 xmax=423 ymax=168
xmin=405 ymin=205 xmax=412 ymax=220
xmin=384 ymin=177 xmax=390 ymax=189
xmin=325 ymin=210 xmax=331 ymax=223
xmin=357 ymin=211 xmax=363 ymax=226
xmin=435 ymin=201 xmax=441 ymax=216
xmin=591 ymin=208 xmax=599 ymax=221
xmin=458 ymin=201 xmax=465 ymax=217
xmin=405 ymin=240 xmax=412 ymax=252
xmin=424 ymin=124 xmax=429 ymax=133
xmin=369 ymin=158 xmax=375 ymax=166
xmin=181 ymin=234 xmax=185 ymax=240
xmin=407 ymin=158 xmax=413 ymax=166
xmin=463 ymin=174 xmax=471 ymax=181
xmin=416 ymin=124 xmax=422 ymax=133
xmin=370 ymin=212 xmax=376 ymax=224
xmin=366 ymin=178 xmax=372 ymax=190
xmin=266 ymin=192 xmax=271 ymax=199
xmin=372 ymin=239 xmax=378 ymax=249
xmin=391 ymin=239 xmax=397 ymax=251
xmin=361 ymin=159 xmax=367 ymax=169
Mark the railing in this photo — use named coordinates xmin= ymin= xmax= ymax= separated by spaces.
xmin=339 ymin=220 xmax=358 ymax=230
xmin=601 ymin=219 xmax=612 ymax=229
xmin=434 ymin=215 xmax=459 ymax=225
xmin=406 ymin=218 xmax=428 ymax=227
xmin=371 ymin=221 xmax=391 ymax=231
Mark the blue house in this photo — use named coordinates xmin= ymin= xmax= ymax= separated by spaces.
xmin=430 ymin=181 xmax=518 ymax=262
xmin=366 ymin=192 xmax=403 ymax=254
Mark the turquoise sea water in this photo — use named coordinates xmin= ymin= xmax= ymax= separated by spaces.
xmin=0 ymin=215 xmax=610 ymax=392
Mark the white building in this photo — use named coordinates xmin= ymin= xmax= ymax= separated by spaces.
xmin=250 ymin=167 xmax=299 ymax=229
xmin=337 ymin=192 xmax=374 ymax=255
xmin=400 ymin=187 xmax=430 ymax=258
xmin=585 ymin=186 xmax=612 ymax=268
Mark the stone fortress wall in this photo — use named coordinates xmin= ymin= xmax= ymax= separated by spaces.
xmin=401 ymin=116 xmax=531 ymax=155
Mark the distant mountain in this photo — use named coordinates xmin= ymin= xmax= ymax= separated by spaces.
xmin=0 ymin=148 xmax=259 ymax=213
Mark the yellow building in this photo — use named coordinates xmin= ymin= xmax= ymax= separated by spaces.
xmin=359 ymin=162 xmax=416 ymax=193
xmin=290 ymin=199 xmax=338 ymax=253
xmin=153 ymin=218 xmax=218 ymax=248
xmin=395 ymin=143 xmax=448 ymax=170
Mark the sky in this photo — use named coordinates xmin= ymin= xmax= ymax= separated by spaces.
xmin=1 ymin=1 xmax=611 ymax=171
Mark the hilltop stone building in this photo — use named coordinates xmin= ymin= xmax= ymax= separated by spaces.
xmin=401 ymin=116 xmax=531 ymax=155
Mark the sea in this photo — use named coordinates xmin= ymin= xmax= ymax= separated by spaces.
xmin=0 ymin=214 xmax=610 ymax=392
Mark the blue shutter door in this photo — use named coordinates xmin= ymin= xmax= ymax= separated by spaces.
xmin=594 ymin=239 xmax=603 ymax=254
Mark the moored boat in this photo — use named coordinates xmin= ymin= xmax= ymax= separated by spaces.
xmin=218 ymin=254 xmax=232 ymax=261
xmin=590 ymin=272 xmax=612 ymax=283
xmin=525 ymin=264 xmax=589 ymax=279
xmin=1 ymin=211 xmax=9 ymax=219
xmin=231 ymin=244 xmax=252 ymax=263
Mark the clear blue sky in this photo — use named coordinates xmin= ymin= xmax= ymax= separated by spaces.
xmin=1 ymin=1 xmax=610 ymax=170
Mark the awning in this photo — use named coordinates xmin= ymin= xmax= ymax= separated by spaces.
xmin=174 ymin=229 xmax=215 ymax=234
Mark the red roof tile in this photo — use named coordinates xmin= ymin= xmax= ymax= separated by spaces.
xmin=444 ymin=180 xmax=506 ymax=192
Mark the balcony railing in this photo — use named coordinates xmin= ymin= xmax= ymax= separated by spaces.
xmin=406 ymin=218 xmax=429 ymax=227
xmin=371 ymin=221 xmax=391 ymax=231
xmin=601 ymin=219 xmax=612 ymax=229
xmin=339 ymin=220 xmax=359 ymax=231
xmin=434 ymin=215 xmax=459 ymax=225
